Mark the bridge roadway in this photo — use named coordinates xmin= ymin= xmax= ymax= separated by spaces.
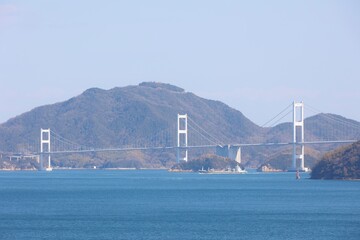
xmin=40 ymin=140 xmax=358 ymax=155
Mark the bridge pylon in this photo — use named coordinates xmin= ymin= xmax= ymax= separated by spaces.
xmin=177 ymin=114 xmax=188 ymax=162
xmin=291 ymin=101 xmax=305 ymax=171
xmin=40 ymin=128 xmax=52 ymax=171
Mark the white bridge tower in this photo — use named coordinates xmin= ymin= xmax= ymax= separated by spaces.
xmin=292 ymin=101 xmax=305 ymax=171
xmin=177 ymin=114 xmax=188 ymax=162
xmin=40 ymin=128 xmax=52 ymax=171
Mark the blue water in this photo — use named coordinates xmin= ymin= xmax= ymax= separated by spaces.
xmin=0 ymin=170 xmax=359 ymax=240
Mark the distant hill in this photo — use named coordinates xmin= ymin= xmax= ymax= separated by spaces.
xmin=0 ymin=82 xmax=261 ymax=149
xmin=0 ymin=82 xmax=360 ymax=170
xmin=311 ymin=141 xmax=360 ymax=179
xmin=0 ymin=82 xmax=261 ymax=169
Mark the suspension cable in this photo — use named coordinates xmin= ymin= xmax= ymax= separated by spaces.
xmin=187 ymin=124 xmax=219 ymax=145
xmin=269 ymin=109 xmax=293 ymax=128
xmin=187 ymin=117 xmax=225 ymax=145
xmin=261 ymin=103 xmax=293 ymax=127
xmin=50 ymin=130 xmax=91 ymax=150
xmin=306 ymin=104 xmax=360 ymax=130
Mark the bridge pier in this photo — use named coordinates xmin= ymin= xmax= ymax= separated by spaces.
xmin=216 ymin=145 xmax=241 ymax=164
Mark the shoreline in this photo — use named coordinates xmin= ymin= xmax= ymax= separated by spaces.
xmin=0 ymin=167 xmax=168 ymax=171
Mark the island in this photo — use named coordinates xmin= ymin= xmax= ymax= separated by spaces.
xmin=170 ymin=154 xmax=246 ymax=173
xmin=311 ymin=141 xmax=360 ymax=180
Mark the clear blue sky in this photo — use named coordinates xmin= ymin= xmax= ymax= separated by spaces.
xmin=0 ymin=0 xmax=359 ymax=125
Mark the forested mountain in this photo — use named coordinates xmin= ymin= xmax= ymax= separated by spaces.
xmin=311 ymin=141 xmax=360 ymax=179
xmin=0 ymin=82 xmax=261 ymax=150
xmin=0 ymin=82 xmax=359 ymax=170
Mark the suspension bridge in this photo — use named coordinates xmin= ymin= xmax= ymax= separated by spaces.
xmin=13 ymin=101 xmax=360 ymax=171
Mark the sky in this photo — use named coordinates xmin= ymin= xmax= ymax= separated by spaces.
xmin=0 ymin=0 xmax=359 ymax=125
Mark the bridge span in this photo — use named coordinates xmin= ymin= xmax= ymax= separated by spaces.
xmin=32 ymin=101 xmax=360 ymax=171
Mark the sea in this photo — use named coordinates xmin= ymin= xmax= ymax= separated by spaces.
xmin=0 ymin=170 xmax=359 ymax=240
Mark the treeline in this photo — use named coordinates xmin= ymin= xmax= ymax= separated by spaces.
xmin=171 ymin=154 xmax=243 ymax=172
